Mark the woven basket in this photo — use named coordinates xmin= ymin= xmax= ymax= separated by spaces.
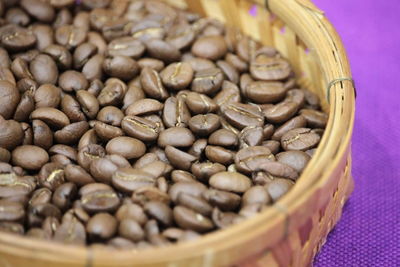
xmin=0 ymin=0 xmax=356 ymax=266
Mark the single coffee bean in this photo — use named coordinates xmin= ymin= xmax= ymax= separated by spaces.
xmin=0 ymin=118 xmax=24 ymax=150
xmin=90 ymin=155 xmax=129 ymax=184
xmin=82 ymin=54 xmax=104 ymax=81
xmin=160 ymin=62 xmax=193 ymax=90
xmin=0 ymin=81 xmax=20 ymax=120
xmin=140 ymin=67 xmax=169 ymax=100
xmin=80 ymin=187 xmax=120 ymax=214
xmin=191 ymin=162 xmax=226 ymax=182
xmin=0 ymin=200 xmax=25 ymax=221
xmin=87 ymin=213 xmax=117 ymax=240
xmin=29 ymin=54 xmax=58 ymax=85
xmin=43 ymin=44 xmax=72 ymax=70
xmin=183 ymin=57 xmax=216 ymax=72
xmin=103 ymin=56 xmax=139 ymax=81
xmin=29 ymin=188 xmax=52 ymax=206
xmin=0 ymin=148 xmax=11 ymax=163
xmin=261 ymin=140 xmax=281 ymax=154
xmin=214 ymin=81 xmax=241 ymax=107
xmin=188 ymin=114 xmax=220 ymax=136
xmin=31 ymin=107 xmax=70 ymax=129
xmin=31 ymin=120 xmax=53 ymax=150
xmin=257 ymin=161 xmax=299 ymax=181
xmin=209 ymin=172 xmax=251 ymax=193
xmin=250 ymin=55 xmax=290 ymax=81
xmin=216 ymin=60 xmax=239 ymax=84
xmin=235 ymin=146 xmax=275 ymax=174
xmin=118 ymin=218 xmax=145 ymax=242
xmin=265 ymin=178 xmax=294 ymax=202
xmin=12 ymin=145 xmax=49 ymax=171
xmin=49 ymin=145 xmax=77 ymax=162
xmin=171 ymin=170 xmax=196 ymax=183
xmin=191 ymin=35 xmax=227 ymax=60
xmin=132 ymin=186 xmax=170 ymax=206
xmin=55 ymin=25 xmax=87 ymax=49
xmin=208 ymin=129 xmax=238 ymax=147
xmin=162 ymin=96 xmax=191 ymax=128
xmin=263 ymin=101 xmax=299 ymax=124
xmin=166 ymin=23 xmax=195 ymax=50
xmin=34 ymin=84 xmax=61 ymax=109
xmin=158 ymin=127 xmax=195 ymax=148
xmin=64 ymin=164 xmax=95 ymax=186
xmin=52 ymin=182 xmax=77 ymax=211
xmin=212 ymin=208 xmax=240 ymax=229
xmin=77 ymin=144 xmax=106 ymax=171
xmin=271 ymin=115 xmax=307 ymax=141
xmin=173 ymin=206 xmax=213 ymax=233
xmin=125 ymin=98 xmax=164 ymax=116
xmin=107 ymin=37 xmax=145 ymax=59
xmin=105 ymin=136 xmax=146 ymax=160
xmin=73 ymin=42 xmax=97 ymax=69
xmin=238 ymin=126 xmax=264 ymax=148
xmin=97 ymin=78 xmax=126 ymax=107
xmin=285 ymin=89 xmax=305 ymax=107
xmin=133 ymin=153 xmax=159 ymax=169
xmin=221 ymin=102 xmax=264 ymax=129
xmin=58 ymin=71 xmax=89 ymax=92
xmin=5 ymin=7 xmax=30 ymax=27
xmin=115 ymin=203 xmax=148 ymax=226
xmin=20 ymin=122 xmax=33 ymax=145
xmin=302 ymin=89 xmax=320 ymax=109
xmin=169 ymin=182 xmax=207 ymax=203
xmin=145 ymin=39 xmax=181 ymax=63
xmin=38 ymin=162 xmax=65 ymax=190
xmin=55 ymin=121 xmax=89 ymax=145
xmin=299 ymin=109 xmax=328 ymax=128
xmin=54 ymin=216 xmax=86 ymax=245
xmin=11 ymin=57 xmax=33 ymax=80
xmin=188 ymin=138 xmax=207 ymax=159
xmin=243 ymin=81 xmax=286 ymax=104
xmin=112 ymin=167 xmax=156 ymax=193
xmin=205 ymin=146 xmax=234 ymax=165
xmin=165 ymin=146 xmax=197 ymax=171
xmin=276 ymin=151 xmax=311 ymax=173
xmin=137 ymin=58 xmax=165 ymax=72
xmin=185 ymin=92 xmax=217 ymax=114
xmin=177 ymin=193 xmax=212 ymax=217
xmin=144 ymin=201 xmax=173 ymax=226
xmin=225 ymin=53 xmax=248 ymax=73
xmin=0 ymin=24 xmax=36 ymax=52
xmin=281 ymin=128 xmax=321 ymax=151
xmin=202 ymin=189 xmax=241 ymax=211
xmin=20 ymin=0 xmax=55 ymax=23
xmin=191 ymin=67 xmax=224 ymax=95
xmin=96 ymin=106 xmax=124 ymax=127
xmin=76 ymin=90 xmax=100 ymax=119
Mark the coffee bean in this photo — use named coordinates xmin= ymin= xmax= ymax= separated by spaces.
xmin=183 ymin=57 xmax=216 ymax=72
xmin=217 ymin=60 xmax=239 ymax=84
xmin=145 ymin=39 xmax=181 ymax=63
xmin=185 ymin=92 xmax=217 ymax=114
xmin=116 ymin=203 xmax=148 ymax=226
xmin=14 ymin=90 xmax=35 ymax=122
xmin=64 ymin=164 xmax=95 ymax=186
xmin=261 ymin=140 xmax=281 ymax=154
xmin=132 ymin=186 xmax=170 ymax=206
xmin=234 ymin=146 xmax=275 ymax=174
xmin=82 ymin=54 xmax=104 ymax=81
xmin=250 ymin=55 xmax=290 ymax=81
xmin=160 ymin=62 xmax=193 ymax=90
xmin=265 ymin=178 xmax=294 ymax=202
xmin=263 ymin=101 xmax=299 ymax=124
xmin=34 ymin=84 xmax=61 ymax=108
xmin=58 ymin=71 xmax=89 ymax=92
xmin=80 ymin=186 xmax=120 ymax=214
xmin=90 ymin=155 xmax=129 ymax=184
xmin=73 ymin=42 xmax=97 ymax=69
xmin=202 ymin=189 xmax=241 ymax=211
xmin=285 ymin=89 xmax=305 ymax=107
xmin=12 ymin=145 xmax=49 ymax=170
xmin=300 ymin=109 xmax=328 ymax=128
xmin=173 ymin=206 xmax=213 ymax=233
xmin=137 ymin=58 xmax=165 ymax=72
xmin=221 ymin=102 xmax=264 ymax=129
xmin=271 ymin=115 xmax=307 ymax=141
xmin=281 ymin=128 xmax=321 ymax=151
xmin=20 ymin=0 xmax=55 ymax=23
xmin=87 ymin=213 xmax=117 ymax=240
xmin=166 ymin=23 xmax=195 ymax=50
xmin=106 ymin=136 xmax=146 ymax=160
xmin=191 ymin=67 xmax=224 ymax=95
xmin=276 ymin=151 xmax=311 ymax=173
xmin=0 ymin=200 xmax=25 ymax=221
xmin=55 ymin=121 xmax=89 ymax=145
xmin=169 ymin=182 xmax=207 ymax=203
xmin=29 ymin=54 xmax=58 ymax=85
xmin=257 ymin=161 xmax=299 ymax=181
xmin=125 ymin=98 xmax=164 ymax=116
xmin=158 ymin=127 xmax=195 ymax=148
xmin=29 ymin=188 xmax=52 ymax=206
xmin=205 ymin=146 xmax=234 ymax=165
xmin=103 ymin=56 xmax=139 ymax=81
xmin=107 ymin=37 xmax=145 ymax=59
xmin=0 ymin=81 xmax=20 ymax=119
xmin=187 ymin=138 xmax=207 ymax=159
xmin=171 ymin=170 xmax=196 ymax=183
xmin=0 ymin=148 xmax=11 ymax=163
xmin=209 ymin=172 xmax=251 ymax=193
xmin=98 ymin=78 xmax=126 ymax=107
xmin=162 ymin=96 xmax=191 ymax=128
xmin=76 ymin=90 xmax=99 ymax=119
xmin=5 ymin=7 xmax=30 ymax=26
xmin=38 ymin=162 xmax=64 ymax=190
xmin=144 ymin=201 xmax=173 ymax=226
xmin=188 ymin=114 xmax=220 ymax=136
xmin=208 ymin=129 xmax=238 ymax=147
xmin=43 ymin=44 xmax=72 ymax=70
xmin=238 ymin=126 xmax=264 ymax=148
xmin=191 ymin=162 xmax=226 ymax=182
xmin=177 ymin=193 xmax=212 ymax=217
xmin=112 ymin=167 xmax=156 ymax=193
xmin=54 ymin=216 xmax=86 ymax=245
xmin=225 ymin=53 xmax=248 ymax=73
xmin=0 ymin=24 xmax=36 ymax=52
xmin=77 ymin=144 xmax=106 ymax=171
xmin=165 ymin=146 xmax=197 ymax=171
xmin=52 ymin=182 xmax=77 ymax=211
xmin=302 ymin=89 xmax=320 ymax=109
xmin=140 ymin=67 xmax=169 ymax=100
xmin=118 ymin=218 xmax=145 ymax=242
xmin=192 ymin=36 xmax=227 ymax=60
xmin=11 ymin=57 xmax=33 ymax=80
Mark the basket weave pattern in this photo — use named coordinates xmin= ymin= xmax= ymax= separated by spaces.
xmin=0 ymin=0 xmax=355 ymax=266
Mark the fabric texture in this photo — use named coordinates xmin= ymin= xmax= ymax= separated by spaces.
xmin=312 ymin=0 xmax=400 ymax=266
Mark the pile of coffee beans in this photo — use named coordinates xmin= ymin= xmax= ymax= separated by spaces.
xmin=0 ymin=0 xmax=328 ymax=249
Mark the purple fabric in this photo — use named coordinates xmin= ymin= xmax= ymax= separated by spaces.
xmin=311 ymin=0 xmax=400 ymax=266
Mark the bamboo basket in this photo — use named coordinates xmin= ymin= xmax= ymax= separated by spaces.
xmin=0 ymin=0 xmax=356 ymax=266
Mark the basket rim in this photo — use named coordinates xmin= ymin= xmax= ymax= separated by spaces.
xmin=0 ymin=0 xmax=356 ymax=265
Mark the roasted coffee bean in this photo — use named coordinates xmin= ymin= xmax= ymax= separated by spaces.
xmin=140 ymin=67 xmax=169 ymax=100
xmin=173 ymin=206 xmax=213 ymax=233
xmin=96 ymin=106 xmax=124 ymax=127
xmin=133 ymin=153 xmax=159 ymax=169
xmin=166 ymin=23 xmax=195 ymax=50
xmin=169 ymin=182 xmax=207 ymax=203
xmin=49 ymin=145 xmax=77 ymax=162
xmin=299 ymin=109 xmax=328 ymax=128
xmin=103 ymin=56 xmax=139 ymax=81
xmin=261 ymin=140 xmax=281 ymax=154
xmin=112 ymin=167 xmax=156 ymax=193
xmin=185 ymin=92 xmax=217 ymax=114
xmin=192 ymin=35 xmax=227 ymax=60
xmin=183 ymin=56 xmax=215 ymax=72
xmin=0 ymin=222 xmax=24 ymax=235
xmin=97 ymin=78 xmax=126 ymax=106
xmin=0 ymin=24 xmax=36 ymax=52
xmin=11 ymin=57 xmax=33 ymax=80
xmin=31 ymin=24 xmax=53 ymax=51
xmin=238 ymin=126 xmax=264 ymax=148
xmin=106 ymin=137 xmax=146 ymax=160
xmin=20 ymin=122 xmax=33 ymax=145
xmin=55 ymin=121 xmax=89 ymax=145
xmin=281 ymin=128 xmax=321 ymax=151
xmin=221 ymin=102 xmax=264 ymax=129
xmin=188 ymin=114 xmax=220 ymax=136
xmin=217 ymin=60 xmax=239 ymax=84
xmin=145 ymin=39 xmax=181 ymax=63
xmin=208 ymin=129 xmax=238 ymax=147
xmin=34 ymin=84 xmax=61 ymax=109
xmin=77 ymin=144 xmax=106 ymax=171
xmin=158 ymin=127 xmax=195 ymax=148
xmin=125 ymin=98 xmax=163 ymax=116
xmin=271 ymin=115 xmax=307 ymax=141
xmin=0 ymin=148 xmax=11 ymax=163
xmin=118 ymin=218 xmax=145 ymax=242
xmin=171 ymin=170 xmax=196 ymax=183
xmin=5 ymin=7 xmax=30 ymax=26
xmin=205 ymin=146 xmax=234 ymax=165
xmin=235 ymin=146 xmax=275 ymax=174
xmin=162 ymin=96 xmax=191 ymax=128
xmin=225 ymin=53 xmax=248 ymax=73
xmin=302 ymin=89 xmax=320 ymax=109
xmin=116 ymin=203 xmax=148 ymax=226
xmin=0 ymin=200 xmax=25 ymax=221
xmin=20 ymin=0 xmax=55 ymax=23
xmin=31 ymin=107 xmax=70 ymax=129
xmin=177 ymin=193 xmax=212 ymax=217
xmin=58 ymin=71 xmax=89 ymax=92
xmin=87 ymin=213 xmax=117 ymax=240
xmin=285 ymin=89 xmax=305 ymax=107
xmin=257 ymin=161 xmax=299 ymax=181
xmin=107 ymin=37 xmax=145 ymax=59
xmin=132 ymin=186 xmax=170 ymax=206
xmin=64 ymin=164 xmax=95 ymax=186
xmin=265 ymin=178 xmax=294 ymax=202
xmin=90 ymin=155 xmax=130 ymax=184
xmin=78 ymin=129 xmax=99 ymax=151
xmin=82 ymin=54 xmax=104 ymax=81
xmin=54 ymin=216 xmax=86 ymax=245
xmin=250 ymin=55 xmax=290 ymax=81
xmin=76 ymin=90 xmax=99 ymax=119
xmin=29 ymin=188 xmax=52 ymax=206
xmin=191 ymin=67 xmax=224 ymax=95
xmin=165 ymin=146 xmax=197 ymax=171
xmin=29 ymin=54 xmax=58 ymax=85
xmin=243 ymin=81 xmax=286 ymax=104
xmin=38 ymin=162 xmax=64 ymax=190
xmin=263 ymin=101 xmax=299 ymax=124
xmin=188 ymin=138 xmax=207 ymax=159
xmin=202 ymin=189 xmax=241 ymax=211
xmin=60 ymin=95 xmax=85 ymax=122
xmin=42 ymin=44 xmax=72 ymax=70
xmin=191 ymin=162 xmax=226 ymax=182
xmin=137 ymin=58 xmax=165 ymax=72
xmin=0 ymin=81 xmax=20 ymax=120
xmin=276 ymin=151 xmax=311 ymax=173
xmin=160 ymin=62 xmax=193 ymax=90
xmin=12 ymin=145 xmax=49 ymax=171
xmin=52 ymin=182 xmax=77 ymax=211
xmin=209 ymin=172 xmax=251 ymax=193
xmin=144 ymin=201 xmax=173 ymax=226
xmin=80 ymin=184 xmax=120 ymax=213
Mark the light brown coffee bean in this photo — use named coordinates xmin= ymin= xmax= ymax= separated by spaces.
xmin=165 ymin=146 xmax=197 ymax=171
xmin=0 ymin=81 xmax=20 ymax=120
xmin=188 ymin=114 xmax=220 ymax=136
xmin=87 ymin=213 xmax=117 ymax=240
xmin=162 ymin=96 xmax=191 ymax=128
xmin=185 ymin=92 xmax=217 ymax=114
xmin=244 ymin=81 xmax=286 ymax=104
xmin=191 ymin=67 xmax=224 ymax=95
xmin=221 ymin=102 xmax=264 ymax=130
xmin=31 ymin=107 xmax=70 ymax=129
xmin=276 ymin=151 xmax=311 ymax=173
xmin=160 ymin=62 xmax=193 ymax=90
xmin=112 ymin=167 xmax=156 ymax=193
xmin=281 ymin=128 xmax=321 ymax=151
xmin=263 ymin=101 xmax=299 ymax=124
xmin=125 ymin=98 xmax=163 ymax=116
xmin=299 ymin=109 xmax=328 ymax=128
xmin=173 ymin=206 xmax=213 ymax=233
xmin=118 ymin=218 xmax=145 ymax=242
xmin=192 ymin=35 xmax=227 ymax=60
xmin=12 ymin=145 xmax=49 ymax=171
xmin=140 ymin=67 xmax=169 ymax=100
xmin=64 ymin=164 xmax=95 ymax=186
xmin=209 ymin=172 xmax=251 ymax=193
xmin=158 ymin=127 xmax=195 ymax=148
xmin=76 ymin=90 xmax=99 ymax=119
xmin=54 ymin=121 xmax=89 ymax=145
xmin=77 ymin=144 xmax=106 ymax=171
xmin=265 ymin=178 xmax=294 ymax=202
xmin=29 ymin=54 xmax=58 ymax=85
xmin=106 ymin=137 xmax=146 ymax=160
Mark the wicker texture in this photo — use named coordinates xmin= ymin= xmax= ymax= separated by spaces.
xmin=0 ymin=0 xmax=355 ymax=266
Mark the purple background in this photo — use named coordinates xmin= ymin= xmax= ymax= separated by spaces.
xmin=311 ymin=0 xmax=400 ymax=266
